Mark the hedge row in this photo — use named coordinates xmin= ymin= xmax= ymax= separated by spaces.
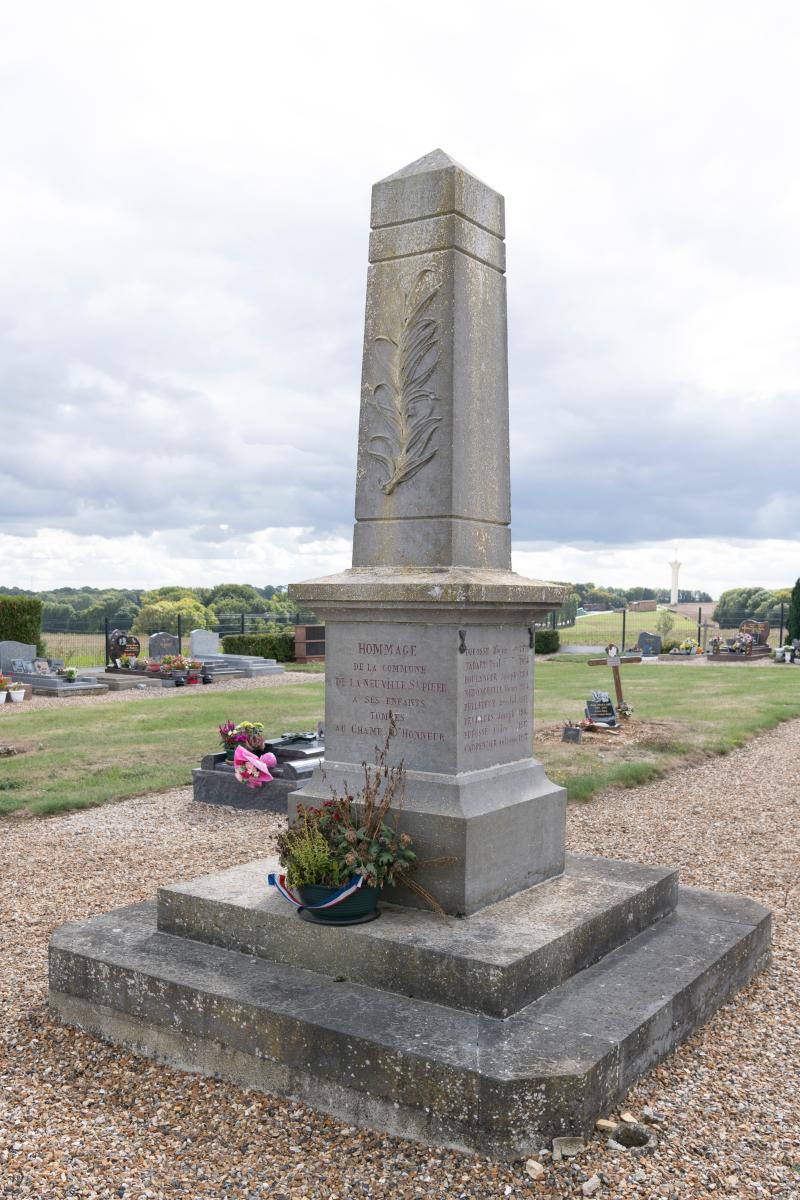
xmin=533 ymin=628 xmax=560 ymax=654
xmin=0 ymin=595 xmax=44 ymax=653
xmin=221 ymin=632 xmax=295 ymax=662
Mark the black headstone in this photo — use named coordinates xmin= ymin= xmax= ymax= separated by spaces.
xmin=637 ymin=631 xmax=662 ymax=657
xmin=585 ymin=690 xmax=617 ymax=726
xmin=561 ymin=725 xmax=582 ymax=744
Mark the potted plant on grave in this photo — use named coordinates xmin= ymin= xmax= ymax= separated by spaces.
xmin=0 ymin=673 xmax=8 ymax=704
xmin=64 ymin=667 xmax=78 ymax=682
xmin=8 ymin=682 xmax=25 ymax=704
xmin=269 ymin=716 xmax=445 ymax=925
xmin=186 ymin=659 xmax=202 ymax=684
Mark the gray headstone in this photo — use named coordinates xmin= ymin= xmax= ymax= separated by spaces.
xmin=638 ymin=631 xmax=662 ymax=657
xmin=0 ymin=641 xmax=37 ymax=675
xmin=289 ymin=150 xmax=566 ymax=916
xmin=190 ymin=628 xmax=221 ymax=658
xmin=148 ymin=632 xmax=180 ymax=659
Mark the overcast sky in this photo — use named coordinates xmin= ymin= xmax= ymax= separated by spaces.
xmin=1 ymin=1 xmax=799 ymax=597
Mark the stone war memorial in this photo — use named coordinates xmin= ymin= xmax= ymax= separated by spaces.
xmin=49 ymin=151 xmax=770 ymax=1157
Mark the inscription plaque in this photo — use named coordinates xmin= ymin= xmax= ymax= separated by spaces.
xmin=326 ymin=622 xmax=532 ymax=775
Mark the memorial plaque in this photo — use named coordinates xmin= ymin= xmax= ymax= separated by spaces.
xmin=561 ymin=724 xmax=582 ymax=744
xmin=326 ymin=623 xmax=532 ymax=776
xmin=585 ymin=690 xmax=617 ymax=726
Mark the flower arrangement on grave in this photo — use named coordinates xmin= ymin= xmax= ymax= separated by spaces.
xmin=269 ymin=716 xmax=448 ymax=923
xmin=63 ymin=667 xmax=78 ymax=682
xmin=709 ymin=635 xmax=723 ymax=654
xmin=218 ymin=720 xmax=266 ymax=758
xmin=145 ymin=657 xmax=161 ymax=673
xmin=730 ymin=631 xmax=754 ymax=655
xmin=160 ymin=654 xmax=188 ymax=674
xmin=233 ymin=746 xmax=278 ymax=787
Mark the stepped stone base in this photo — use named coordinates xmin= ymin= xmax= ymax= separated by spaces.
xmin=49 ymin=855 xmax=770 ymax=1158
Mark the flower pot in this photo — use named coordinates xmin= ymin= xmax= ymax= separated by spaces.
xmin=225 ymin=747 xmax=236 ymax=761
xmin=297 ymin=882 xmax=381 ymax=925
xmin=9 ymin=690 xmax=24 ymax=704
xmin=0 ymin=691 xmax=6 ymax=704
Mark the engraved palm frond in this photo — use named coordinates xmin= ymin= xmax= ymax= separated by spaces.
xmin=367 ymin=269 xmax=441 ymax=496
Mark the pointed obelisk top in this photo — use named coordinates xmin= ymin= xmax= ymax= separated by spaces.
xmin=371 ymin=147 xmax=505 ymax=237
xmin=378 ymin=148 xmax=485 ymax=184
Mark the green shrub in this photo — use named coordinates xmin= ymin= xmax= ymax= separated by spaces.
xmin=0 ymin=595 xmax=44 ymax=653
xmin=661 ymin=638 xmax=679 ymax=654
xmin=221 ymin=632 xmax=295 ymax=661
xmin=534 ymin=629 xmax=560 ymax=654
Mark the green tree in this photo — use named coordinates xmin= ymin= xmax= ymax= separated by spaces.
xmin=788 ymin=577 xmax=800 ymax=641
xmin=132 ymin=599 xmax=210 ymax=636
xmin=656 ymin=610 xmax=675 ymax=639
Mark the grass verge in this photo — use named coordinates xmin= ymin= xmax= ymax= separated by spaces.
xmin=2 ymin=662 xmax=799 ymax=816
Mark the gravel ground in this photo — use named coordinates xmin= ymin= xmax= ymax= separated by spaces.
xmin=1 ymin=720 xmax=798 ymax=1198
xmin=0 ymin=671 xmax=320 ymax=716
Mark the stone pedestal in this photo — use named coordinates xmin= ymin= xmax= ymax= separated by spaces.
xmin=49 ymin=854 xmax=770 ymax=1158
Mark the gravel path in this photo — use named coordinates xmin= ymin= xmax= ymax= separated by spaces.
xmin=0 ymin=671 xmax=320 ymax=716
xmin=1 ymin=721 xmax=798 ymax=1198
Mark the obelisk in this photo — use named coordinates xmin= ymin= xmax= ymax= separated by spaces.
xmin=290 ymin=150 xmax=566 ymax=915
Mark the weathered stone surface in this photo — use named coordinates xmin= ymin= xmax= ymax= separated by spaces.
xmin=157 ymin=854 xmax=678 ymax=1017
xmin=289 ymin=152 xmax=565 ymax=915
xmin=48 ymin=883 xmax=770 ymax=1159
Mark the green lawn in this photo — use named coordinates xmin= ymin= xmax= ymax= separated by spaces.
xmin=533 ymin=658 xmax=800 ymax=800
xmin=556 ymin=608 xmax=699 ymax=647
xmin=1 ymin=664 xmax=798 ymax=816
xmin=0 ymin=685 xmax=325 ymax=816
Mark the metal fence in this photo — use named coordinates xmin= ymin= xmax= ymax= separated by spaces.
xmin=40 ymin=612 xmax=305 ymax=667
xmin=547 ymin=605 xmax=790 ymax=653
xmin=37 ymin=604 xmax=795 ymax=667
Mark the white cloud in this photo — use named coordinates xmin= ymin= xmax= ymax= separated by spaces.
xmin=1 ymin=1 xmax=799 ymax=588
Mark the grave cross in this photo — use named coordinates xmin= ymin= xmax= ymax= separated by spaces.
xmin=588 ymin=643 xmax=641 ymax=715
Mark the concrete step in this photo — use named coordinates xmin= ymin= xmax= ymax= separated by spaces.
xmin=156 ymin=854 xmax=678 ymax=1017
xmin=49 ymin=883 xmax=769 ymax=1158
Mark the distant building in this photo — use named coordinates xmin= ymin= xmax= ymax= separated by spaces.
xmin=628 ymin=600 xmax=657 ymax=612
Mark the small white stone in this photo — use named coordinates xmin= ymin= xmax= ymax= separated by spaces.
xmin=525 ymin=1158 xmax=545 ymax=1180
xmin=595 ymin=1119 xmax=618 ymax=1133
xmin=582 ymin=1175 xmax=602 ymax=1197
xmin=620 ymin=1111 xmax=638 ymax=1124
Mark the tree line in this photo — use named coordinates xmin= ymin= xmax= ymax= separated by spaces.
xmin=0 ymin=584 xmax=314 ymax=635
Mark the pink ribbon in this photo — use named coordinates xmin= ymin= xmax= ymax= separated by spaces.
xmin=233 ymin=746 xmax=278 ymax=788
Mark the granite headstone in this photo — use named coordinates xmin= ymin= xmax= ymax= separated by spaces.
xmin=0 ymin=642 xmax=37 ymax=676
xmin=638 ymin=631 xmax=662 ymax=657
xmin=190 ymin=629 xmax=221 ymax=658
xmin=148 ymin=632 xmax=180 ymax=659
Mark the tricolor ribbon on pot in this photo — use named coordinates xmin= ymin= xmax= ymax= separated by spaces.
xmin=267 ymin=872 xmax=365 ymax=911
xmin=233 ymin=745 xmax=277 ymax=788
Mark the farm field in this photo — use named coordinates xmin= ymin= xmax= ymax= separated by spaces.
xmin=2 ymin=661 xmax=799 ymax=815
